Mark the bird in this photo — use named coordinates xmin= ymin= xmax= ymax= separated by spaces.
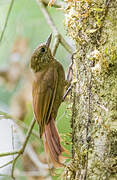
xmin=30 ymin=34 xmax=68 ymax=167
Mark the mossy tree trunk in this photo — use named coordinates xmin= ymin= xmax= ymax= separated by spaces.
xmin=65 ymin=0 xmax=117 ymax=179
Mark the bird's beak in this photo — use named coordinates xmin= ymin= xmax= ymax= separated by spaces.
xmin=46 ymin=33 xmax=52 ymax=49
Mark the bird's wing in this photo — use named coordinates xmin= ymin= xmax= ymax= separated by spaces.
xmin=32 ymin=68 xmax=58 ymax=137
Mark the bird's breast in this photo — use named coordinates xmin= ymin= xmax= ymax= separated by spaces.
xmin=33 ymin=67 xmax=55 ymax=92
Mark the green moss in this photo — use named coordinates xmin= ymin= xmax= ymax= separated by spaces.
xmin=65 ymin=0 xmax=117 ymax=179
xmin=107 ymin=129 xmax=117 ymax=157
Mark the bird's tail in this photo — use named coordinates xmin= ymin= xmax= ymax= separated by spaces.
xmin=43 ymin=117 xmax=69 ymax=168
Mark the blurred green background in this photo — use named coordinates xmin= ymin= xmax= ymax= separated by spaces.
xmin=0 ymin=0 xmax=71 ymax=107
xmin=0 ymin=0 xmax=72 ymax=179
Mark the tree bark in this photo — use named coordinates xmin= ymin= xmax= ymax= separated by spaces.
xmin=65 ymin=0 xmax=117 ymax=179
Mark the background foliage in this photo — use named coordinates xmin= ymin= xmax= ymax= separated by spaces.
xmin=0 ymin=0 xmax=72 ymax=179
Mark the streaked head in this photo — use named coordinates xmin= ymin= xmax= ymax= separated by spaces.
xmin=30 ymin=34 xmax=53 ymax=72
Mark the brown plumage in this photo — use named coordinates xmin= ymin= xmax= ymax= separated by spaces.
xmin=30 ymin=34 xmax=68 ymax=167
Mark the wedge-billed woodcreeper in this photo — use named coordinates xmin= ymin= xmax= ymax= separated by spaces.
xmin=30 ymin=34 xmax=67 ymax=167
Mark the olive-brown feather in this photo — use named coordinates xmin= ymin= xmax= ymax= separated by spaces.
xmin=31 ymin=35 xmax=68 ymax=167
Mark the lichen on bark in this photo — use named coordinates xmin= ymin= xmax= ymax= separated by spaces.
xmin=64 ymin=0 xmax=117 ymax=179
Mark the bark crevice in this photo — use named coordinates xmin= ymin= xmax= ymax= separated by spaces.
xmin=64 ymin=0 xmax=117 ymax=179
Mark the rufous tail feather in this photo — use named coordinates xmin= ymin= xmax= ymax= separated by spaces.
xmin=43 ymin=117 xmax=69 ymax=168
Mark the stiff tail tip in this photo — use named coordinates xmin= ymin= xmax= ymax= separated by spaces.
xmin=43 ymin=120 xmax=70 ymax=168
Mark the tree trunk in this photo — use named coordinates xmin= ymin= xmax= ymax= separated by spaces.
xmin=65 ymin=0 xmax=117 ymax=179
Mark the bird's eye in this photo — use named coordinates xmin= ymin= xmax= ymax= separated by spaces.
xmin=41 ymin=47 xmax=45 ymax=53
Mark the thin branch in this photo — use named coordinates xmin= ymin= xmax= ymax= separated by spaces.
xmin=60 ymin=36 xmax=73 ymax=54
xmin=0 ymin=0 xmax=14 ymax=43
xmin=63 ymin=85 xmax=72 ymax=102
xmin=0 ymin=151 xmax=19 ymax=157
xmin=62 ymin=53 xmax=74 ymax=101
xmin=16 ymin=124 xmax=49 ymax=171
xmin=0 ymin=174 xmax=11 ymax=177
xmin=18 ymin=128 xmax=48 ymax=170
xmin=11 ymin=118 xmax=36 ymax=179
xmin=37 ymin=0 xmax=58 ymax=34
xmin=11 ymin=117 xmax=49 ymax=179
xmin=42 ymin=0 xmax=64 ymax=9
xmin=0 ymin=117 xmax=48 ymax=177
xmin=67 ymin=53 xmax=74 ymax=82
xmin=0 ymin=160 xmax=13 ymax=169
xmin=19 ymin=118 xmax=36 ymax=153
xmin=11 ymin=154 xmax=20 ymax=180
xmin=36 ymin=0 xmax=73 ymax=54
xmin=52 ymin=34 xmax=60 ymax=56
xmin=17 ymin=119 xmax=39 ymax=139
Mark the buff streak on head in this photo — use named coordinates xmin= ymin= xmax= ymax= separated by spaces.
xmin=30 ymin=33 xmax=53 ymax=72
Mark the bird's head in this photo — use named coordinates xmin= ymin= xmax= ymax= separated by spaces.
xmin=30 ymin=33 xmax=53 ymax=72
